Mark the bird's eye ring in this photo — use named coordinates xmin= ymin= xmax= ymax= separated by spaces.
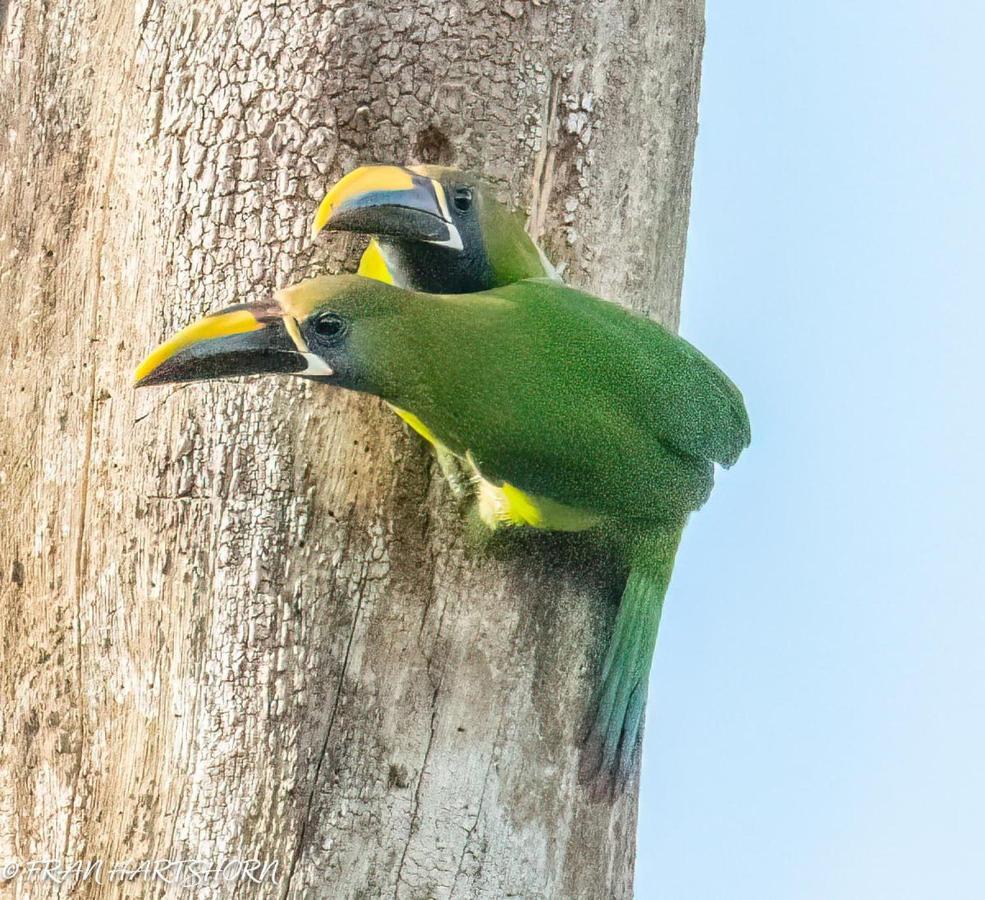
xmin=453 ymin=186 xmax=473 ymax=212
xmin=313 ymin=314 xmax=345 ymax=339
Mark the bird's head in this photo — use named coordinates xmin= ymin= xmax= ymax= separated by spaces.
xmin=134 ymin=275 xmax=413 ymax=396
xmin=311 ymin=164 xmax=547 ymax=292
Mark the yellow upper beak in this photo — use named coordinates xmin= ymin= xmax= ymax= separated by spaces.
xmin=134 ymin=309 xmax=265 ymax=384
xmin=310 ymin=165 xmax=419 ymax=240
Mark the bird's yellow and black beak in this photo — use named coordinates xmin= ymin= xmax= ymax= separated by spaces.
xmin=134 ymin=299 xmax=332 ymax=387
xmin=311 ymin=164 xmax=463 ymax=250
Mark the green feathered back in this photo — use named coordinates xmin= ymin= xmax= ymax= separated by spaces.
xmin=327 ymin=276 xmax=750 ymax=527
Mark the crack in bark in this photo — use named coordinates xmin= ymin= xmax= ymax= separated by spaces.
xmin=449 ymin=712 xmax=502 ymax=896
xmin=60 ymin=106 xmax=123 ymax=866
xmin=282 ymin=520 xmax=361 ymax=899
xmin=391 ymin=672 xmax=444 ymax=900
xmin=528 ymin=69 xmax=560 ymax=243
xmin=61 ymin=361 xmax=95 ymax=871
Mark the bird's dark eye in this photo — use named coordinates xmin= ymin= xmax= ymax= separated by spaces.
xmin=453 ymin=186 xmax=473 ymax=212
xmin=312 ymin=313 xmax=345 ymax=339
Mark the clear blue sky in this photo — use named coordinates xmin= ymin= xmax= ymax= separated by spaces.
xmin=635 ymin=3 xmax=985 ymax=897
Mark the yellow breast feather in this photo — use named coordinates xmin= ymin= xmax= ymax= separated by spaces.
xmin=466 ymin=454 xmax=599 ymax=532
xmin=388 ymin=410 xmax=597 ymax=532
xmin=357 ymin=239 xmax=393 ymax=284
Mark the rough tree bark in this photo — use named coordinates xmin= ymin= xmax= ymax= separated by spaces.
xmin=0 ymin=1 xmax=703 ymax=897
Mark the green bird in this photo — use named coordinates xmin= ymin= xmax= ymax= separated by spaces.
xmin=311 ymin=163 xmax=558 ymax=494
xmin=134 ymin=274 xmax=750 ymax=794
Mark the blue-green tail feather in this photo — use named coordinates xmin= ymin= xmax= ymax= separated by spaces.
xmin=580 ymin=526 xmax=682 ymax=797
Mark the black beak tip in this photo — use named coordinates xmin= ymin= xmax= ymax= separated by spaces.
xmin=134 ymin=369 xmax=173 ymax=388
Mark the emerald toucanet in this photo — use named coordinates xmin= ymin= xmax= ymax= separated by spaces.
xmin=135 ymin=274 xmax=750 ymax=793
xmin=311 ymin=163 xmax=559 ymax=494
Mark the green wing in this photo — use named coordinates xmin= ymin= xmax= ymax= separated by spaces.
xmin=529 ymin=282 xmax=751 ymax=468
xmin=374 ymin=280 xmax=750 ymax=523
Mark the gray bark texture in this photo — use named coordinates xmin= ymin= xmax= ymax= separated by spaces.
xmin=0 ymin=1 xmax=704 ymax=897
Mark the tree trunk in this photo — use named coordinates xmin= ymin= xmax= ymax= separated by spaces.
xmin=0 ymin=1 xmax=703 ymax=897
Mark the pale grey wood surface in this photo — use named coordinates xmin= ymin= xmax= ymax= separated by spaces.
xmin=0 ymin=1 xmax=704 ymax=896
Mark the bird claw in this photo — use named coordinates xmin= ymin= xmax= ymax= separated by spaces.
xmin=433 ymin=445 xmax=468 ymax=498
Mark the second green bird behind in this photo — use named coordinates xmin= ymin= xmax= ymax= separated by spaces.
xmin=134 ymin=273 xmax=750 ymax=795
